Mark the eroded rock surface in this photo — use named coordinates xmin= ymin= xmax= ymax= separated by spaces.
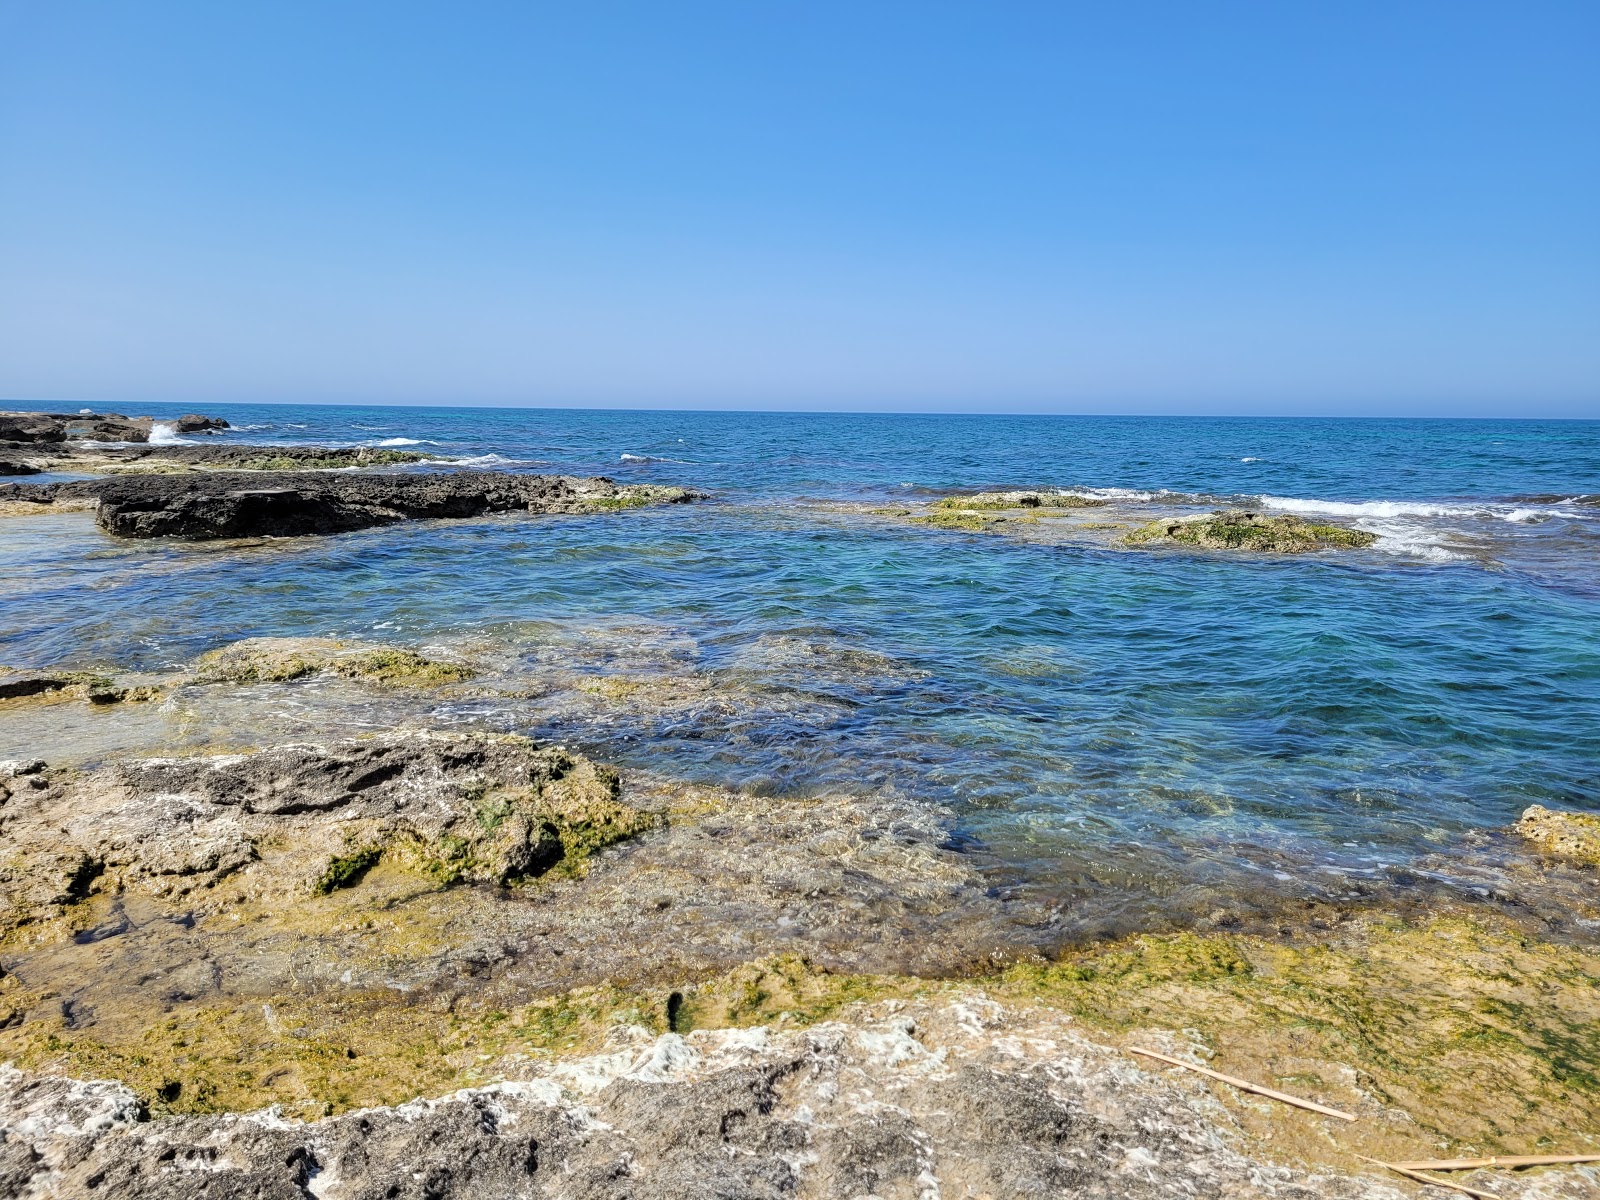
xmin=0 ymin=733 xmax=645 ymax=933
xmin=1517 ymin=804 xmax=1600 ymax=866
xmin=0 ymin=471 xmax=701 ymax=538
xmin=0 ymin=1001 xmax=1407 ymax=1200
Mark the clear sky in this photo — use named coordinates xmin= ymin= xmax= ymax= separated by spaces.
xmin=1 ymin=1 xmax=1596 ymax=417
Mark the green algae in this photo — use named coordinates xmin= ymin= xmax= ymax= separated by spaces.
xmin=193 ymin=638 xmax=475 ymax=687
xmin=218 ymin=450 xmax=432 ymax=471
xmin=933 ymin=491 xmax=1105 ymax=511
xmin=917 ymin=510 xmax=1004 ymax=532
xmin=313 ymin=846 xmax=382 ymax=895
xmin=327 ymin=648 xmax=474 ymax=686
xmin=4 ymin=913 xmax=1598 ymax=1149
xmin=1125 ymin=510 xmax=1377 ymax=553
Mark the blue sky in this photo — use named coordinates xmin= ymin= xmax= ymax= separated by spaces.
xmin=1 ymin=2 xmax=1595 ymax=416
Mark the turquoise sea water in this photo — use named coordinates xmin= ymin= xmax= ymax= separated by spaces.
xmin=4 ymin=406 xmax=1599 ymax=927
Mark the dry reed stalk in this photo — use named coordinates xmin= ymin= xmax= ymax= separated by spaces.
xmin=1390 ymin=1154 xmax=1600 ymax=1171
xmin=1126 ymin=1046 xmax=1356 ymax=1121
xmin=1355 ymin=1155 xmax=1501 ymax=1198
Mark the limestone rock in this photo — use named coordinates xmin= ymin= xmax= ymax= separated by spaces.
xmin=1517 ymin=804 xmax=1600 ymax=866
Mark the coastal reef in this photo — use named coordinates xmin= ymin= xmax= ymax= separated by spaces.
xmin=0 ymin=409 xmax=228 ymax=445
xmin=0 ymin=471 xmax=701 ymax=538
xmin=7 ymin=442 xmax=439 ymax=475
xmin=1125 ymin=510 xmax=1378 ymax=553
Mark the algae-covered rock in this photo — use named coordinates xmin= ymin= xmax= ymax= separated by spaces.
xmin=192 ymin=637 xmax=475 ymax=687
xmin=0 ymin=669 xmax=162 ymax=707
xmin=1517 ymin=804 xmax=1600 ymax=866
xmin=0 ymin=1000 xmax=1405 ymax=1200
xmin=0 ymin=733 xmax=653 ymax=941
xmin=1125 ymin=509 xmax=1377 ymax=553
xmin=934 ymin=490 xmax=1106 ymax=511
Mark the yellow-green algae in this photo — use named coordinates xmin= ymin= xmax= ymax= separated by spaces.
xmin=932 ymin=491 xmax=1106 ymax=511
xmin=4 ymin=913 xmax=1596 ymax=1153
xmin=1126 ymin=511 xmax=1378 ymax=553
xmin=192 ymin=639 xmax=474 ymax=686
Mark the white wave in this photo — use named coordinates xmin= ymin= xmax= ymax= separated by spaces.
xmin=1240 ymin=457 xmax=1261 ymax=462
xmin=1064 ymin=486 xmax=1158 ymax=502
xmin=1363 ymin=525 xmax=1470 ymax=562
xmin=374 ymin=437 xmax=435 ymax=447
xmin=147 ymin=422 xmax=195 ymax=446
xmin=620 ymin=453 xmax=691 ymax=464
xmin=1259 ymin=495 xmax=1479 ymax=519
xmin=450 ymin=453 xmax=549 ymax=467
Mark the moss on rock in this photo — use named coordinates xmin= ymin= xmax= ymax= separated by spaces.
xmin=1125 ymin=510 xmax=1378 ymax=553
xmin=933 ymin=490 xmax=1106 ymax=511
xmin=193 ymin=638 xmax=474 ymax=687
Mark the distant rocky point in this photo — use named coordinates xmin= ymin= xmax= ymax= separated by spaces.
xmin=0 ymin=408 xmax=230 ymax=444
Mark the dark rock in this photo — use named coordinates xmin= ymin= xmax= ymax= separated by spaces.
xmin=0 ymin=471 xmax=700 ymax=539
xmin=0 ymin=409 xmax=227 ymax=446
xmin=0 ymin=461 xmax=38 ymax=476
xmin=0 ymin=414 xmax=68 ymax=443
xmin=172 ymin=414 xmax=230 ymax=433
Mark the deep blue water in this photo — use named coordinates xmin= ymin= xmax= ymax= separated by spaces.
xmin=4 ymin=404 xmax=1598 ymax=916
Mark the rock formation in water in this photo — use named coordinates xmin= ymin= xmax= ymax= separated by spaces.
xmin=0 ymin=409 xmax=229 ymax=444
xmin=0 ymin=471 xmax=701 ymax=538
xmin=0 ymin=441 xmax=439 ymax=474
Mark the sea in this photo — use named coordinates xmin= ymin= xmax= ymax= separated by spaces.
xmin=4 ymin=404 xmax=1598 ymax=933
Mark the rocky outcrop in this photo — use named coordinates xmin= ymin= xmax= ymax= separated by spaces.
xmin=0 ymin=471 xmax=702 ymax=538
xmin=0 ymin=1002 xmax=1403 ymax=1200
xmin=172 ymin=413 xmax=230 ymax=433
xmin=0 ymin=410 xmax=227 ymax=444
xmin=1517 ymin=805 xmax=1600 ymax=866
xmin=0 ymin=441 xmax=438 ymax=474
xmin=0 ymin=733 xmax=646 ymax=930
xmin=1125 ymin=510 xmax=1378 ymax=553
xmin=0 ymin=669 xmax=162 ymax=706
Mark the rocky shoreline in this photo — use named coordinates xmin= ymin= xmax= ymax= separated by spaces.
xmin=0 ymin=654 xmax=1598 ymax=1196
xmin=1 ymin=419 xmax=1597 ymax=1195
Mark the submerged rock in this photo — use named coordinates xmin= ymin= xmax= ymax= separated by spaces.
xmin=1125 ymin=510 xmax=1377 ymax=553
xmin=1516 ymin=804 xmax=1600 ymax=866
xmin=0 ymin=471 xmax=701 ymax=538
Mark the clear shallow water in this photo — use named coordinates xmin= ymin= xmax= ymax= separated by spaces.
xmin=3 ymin=405 xmax=1599 ymax=922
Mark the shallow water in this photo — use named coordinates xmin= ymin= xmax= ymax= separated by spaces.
xmin=3 ymin=405 xmax=1598 ymax=926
